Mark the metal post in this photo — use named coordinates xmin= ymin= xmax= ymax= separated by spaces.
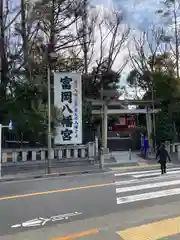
xmin=47 ymin=67 xmax=52 ymax=174
xmin=129 ymin=134 xmax=132 ymax=160
xmin=100 ymin=84 xmax=105 ymax=169
xmin=146 ymin=106 xmax=151 ymax=157
xmin=95 ymin=136 xmax=98 ymax=161
xmin=103 ymin=103 xmax=108 ymax=149
xmin=152 ymin=89 xmax=156 ymax=151
xmin=129 ymin=148 xmax=131 ymax=160
xmin=99 ymin=148 xmax=104 ymax=169
xmin=0 ymin=124 xmax=2 ymax=178
xmin=100 ymin=83 xmax=104 ymax=147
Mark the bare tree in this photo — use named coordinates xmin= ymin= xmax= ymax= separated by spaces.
xmin=8 ymin=0 xmax=86 ymax=84
xmin=0 ymin=0 xmax=21 ymax=100
xmin=75 ymin=2 xmax=98 ymax=74
xmin=156 ymin=0 xmax=180 ymax=78
xmin=94 ymin=9 xmax=130 ymax=75
xmin=127 ymin=24 xmax=170 ymax=90
xmin=33 ymin=0 xmax=84 ymax=50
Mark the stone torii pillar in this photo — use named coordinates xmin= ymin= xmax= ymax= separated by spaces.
xmin=146 ymin=106 xmax=153 ymax=154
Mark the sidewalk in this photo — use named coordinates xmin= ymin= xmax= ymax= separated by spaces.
xmin=138 ymin=152 xmax=180 ymax=165
xmin=0 ymin=164 xmax=107 ymax=182
xmin=104 ymin=151 xmax=141 ymax=167
xmin=0 ymin=152 xmax=142 ymax=182
xmin=1 ymin=151 xmax=179 ymax=182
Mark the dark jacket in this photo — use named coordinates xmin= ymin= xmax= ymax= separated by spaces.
xmin=156 ymin=147 xmax=171 ymax=163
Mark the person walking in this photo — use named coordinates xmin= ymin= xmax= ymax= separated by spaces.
xmin=143 ymin=135 xmax=149 ymax=159
xmin=156 ymin=143 xmax=171 ymax=175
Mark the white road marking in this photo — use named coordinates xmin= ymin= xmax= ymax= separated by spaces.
xmin=11 ymin=224 xmax=21 ymax=228
xmin=22 ymin=218 xmax=44 ymax=227
xmin=114 ymin=179 xmax=139 ymax=185
xmin=10 ymin=212 xmax=82 ymax=229
xmin=116 ymin=179 xmax=180 ymax=193
xmin=117 ymin=188 xmax=180 ymax=204
xmin=114 ymin=172 xmax=180 ymax=186
xmin=133 ymin=170 xmax=180 ymax=178
xmin=114 ymin=177 xmax=161 ymax=186
xmin=114 ymin=167 xmax=180 ymax=177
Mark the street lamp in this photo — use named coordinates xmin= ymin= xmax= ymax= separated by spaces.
xmin=47 ymin=51 xmax=57 ymax=174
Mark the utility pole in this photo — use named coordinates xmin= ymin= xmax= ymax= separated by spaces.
xmin=100 ymin=82 xmax=104 ymax=169
xmin=47 ymin=66 xmax=52 ymax=173
xmin=152 ymin=87 xmax=156 ymax=151
xmin=47 ymin=0 xmax=56 ymax=174
xmin=100 ymin=82 xmax=108 ymax=149
xmin=100 ymin=82 xmax=104 ymax=147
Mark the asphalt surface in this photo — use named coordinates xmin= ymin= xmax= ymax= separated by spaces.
xmin=1 ymin=165 xmax=180 ymax=239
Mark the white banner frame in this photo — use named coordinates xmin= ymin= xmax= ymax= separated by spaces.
xmin=54 ymin=72 xmax=82 ymax=145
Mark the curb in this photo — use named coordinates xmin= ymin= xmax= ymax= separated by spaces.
xmin=0 ymin=169 xmax=107 ymax=183
xmin=110 ymin=163 xmax=177 ymax=171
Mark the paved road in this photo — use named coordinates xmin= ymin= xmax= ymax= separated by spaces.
xmin=1 ymin=165 xmax=180 ymax=239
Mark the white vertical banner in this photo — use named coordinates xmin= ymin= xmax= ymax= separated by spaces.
xmin=54 ymin=72 xmax=82 ymax=145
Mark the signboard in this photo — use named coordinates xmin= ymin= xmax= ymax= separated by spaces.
xmin=119 ymin=117 xmax=126 ymax=125
xmin=54 ymin=72 xmax=82 ymax=145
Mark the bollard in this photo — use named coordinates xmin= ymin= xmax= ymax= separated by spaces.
xmin=129 ymin=148 xmax=131 ymax=160
xmin=177 ymin=145 xmax=180 ymax=160
xmin=99 ymin=148 xmax=104 ymax=169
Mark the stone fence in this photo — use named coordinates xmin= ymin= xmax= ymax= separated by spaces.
xmin=165 ymin=142 xmax=180 ymax=153
xmin=1 ymin=142 xmax=96 ymax=163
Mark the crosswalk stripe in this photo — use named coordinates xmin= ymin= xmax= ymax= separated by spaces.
xmin=115 ymin=174 xmax=171 ymax=186
xmin=117 ymin=188 xmax=180 ymax=204
xmin=115 ymin=176 xmax=159 ymax=186
xmin=115 ymin=170 xmax=180 ymax=186
xmin=114 ymin=169 xmax=160 ymax=177
xmin=115 ymin=166 xmax=180 ymax=205
xmin=133 ymin=170 xmax=180 ymax=178
xmin=114 ymin=179 xmax=139 ymax=186
xmin=116 ymin=179 xmax=180 ymax=193
xmin=114 ymin=167 xmax=180 ymax=177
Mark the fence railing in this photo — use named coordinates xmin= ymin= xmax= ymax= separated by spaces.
xmin=1 ymin=142 xmax=96 ymax=163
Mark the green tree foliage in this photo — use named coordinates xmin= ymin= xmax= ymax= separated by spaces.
xmin=0 ymin=0 xmax=125 ymax=145
xmin=0 ymin=0 xmax=85 ymax=145
xmin=82 ymin=63 xmax=120 ymax=141
xmin=83 ymin=68 xmax=120 ymax=100
xmin=156 ymin=110 xmax=177 ymax=144
xmin=127 ymin=52 xmax=180 ymax=142
xmin=156 ymin=0 xmax=180 ymax=78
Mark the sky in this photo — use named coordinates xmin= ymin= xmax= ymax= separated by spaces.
xmin=93 ymin=0 xmax=161 ymax=29
xmin=91 ymin=0 xmax=162 ymax=98
xmin=12 ymin=0 xmax=160 ymax=98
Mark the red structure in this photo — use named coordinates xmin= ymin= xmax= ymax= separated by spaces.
xmin=111 ymin=115 xmax=135 ymax=132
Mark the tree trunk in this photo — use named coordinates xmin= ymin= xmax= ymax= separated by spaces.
xmin=21 ymin=0 xmax=32 ymax=81
xmin=0 ymin=0 xmax=8 ymax=99
xmin=173 ymin=1 xmax=179 ymax=78
xmin=82 ymin=0 xmax=88 ymax=74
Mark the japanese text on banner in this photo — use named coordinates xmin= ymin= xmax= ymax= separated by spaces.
xmin=60 ymin=76 xmax=73 ymax=141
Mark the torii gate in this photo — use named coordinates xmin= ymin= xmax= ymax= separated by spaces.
xmin=87 ymin=98 xmax=160 ymax=151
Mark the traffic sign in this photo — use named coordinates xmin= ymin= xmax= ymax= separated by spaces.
xmin=9 ymin=120 xmax=12 ymax=130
